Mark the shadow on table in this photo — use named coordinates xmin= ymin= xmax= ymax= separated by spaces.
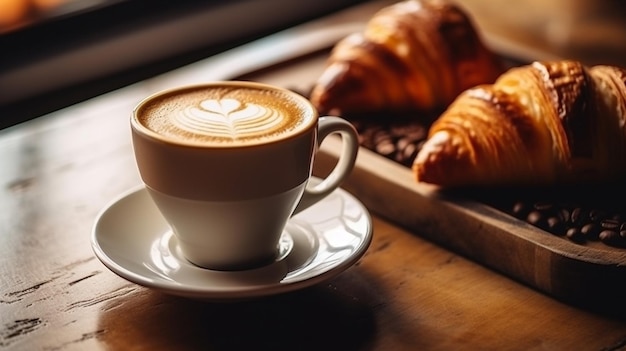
xmin=98 ymin=268 xmax=379 ymax=351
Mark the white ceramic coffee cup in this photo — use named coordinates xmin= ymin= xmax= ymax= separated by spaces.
xmin=131 ymin=81 xmax=359 ymax=270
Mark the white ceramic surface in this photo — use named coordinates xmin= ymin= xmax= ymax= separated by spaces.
xmin=91 ymin=180 xmax=373 ymax=300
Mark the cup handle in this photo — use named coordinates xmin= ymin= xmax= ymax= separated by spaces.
xmin=292 ymin=116 xmax=359 ymax=215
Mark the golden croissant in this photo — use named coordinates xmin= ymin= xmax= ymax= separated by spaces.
xmin=413 ymin=60 xmax=626 ymax=187
xmin=310 ymin=0 xmax=504 ymax=117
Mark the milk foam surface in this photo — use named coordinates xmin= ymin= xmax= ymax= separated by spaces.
xmin=137 ymin=86 xmax=315 ymax=146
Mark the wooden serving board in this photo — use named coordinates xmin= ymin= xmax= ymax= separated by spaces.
xmin=314 ymin=138 xmax=626 ymax=312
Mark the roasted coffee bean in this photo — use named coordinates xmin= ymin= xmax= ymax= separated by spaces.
xmin=396 ymin=137 xmax=412 ymax=152
xmin=390 ymin=125 xmax=412 ymax=137
xmin=533 ymin=202 xmax=554 ymax=212
xmin=566 ymin=227 xmax=585 ymax=244
xmin=601 ymin=219 xmax=620 ymax=230
xmin=558 ymin=208 xmax=571 ymax=222
xmin=570 ymin=207 xmax=588 ymax=226
xmin=400 ymin=143 xmax=418 ymax=166
xmin=358 ymin=126 xmax=381 ymax=150
xmin=527 ymin=211 xmax=559 ymax=233
xmin=599 ymin=230 xmax=622 ymax=246
xmin=391 ymin=123 xmax=418 ymax=134
xmin=358 ymin=133 xmax=370 ymax=147
xmin=512 ymin=201 xmax=530 ymax=218
xmin=589 ymin=209 xmax=608 ymax=222
xmin=581 ymin=223 xmax=601 ymax=240
xmin=526 ymin=211 xmax=543 ymax=226
xmin=416 ymin=140 xmax=426 ymax=153
xmin=546 ymin=216 xmax=565 ymax=235
xmin=375 ymin=140 xmax=395 ymax=157
xmin=373 ymin=130 xmax=392 ymax=145
xmin=404 ymin=128 xmax=426 ymax=142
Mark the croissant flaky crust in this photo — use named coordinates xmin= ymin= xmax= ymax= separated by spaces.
xmin=413 ymin=60 xmax=626 ymax=187
xmin=310 ymin=0 xmax=503 ymax=118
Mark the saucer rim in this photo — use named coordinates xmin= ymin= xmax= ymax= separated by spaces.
xmin=91 ymin=181 xmax=373 ymax=300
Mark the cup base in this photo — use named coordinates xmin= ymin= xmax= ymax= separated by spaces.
xmin=186 ymin=252 xmax=277 ymax=271
xmin=181 ymin=228 xmax=295 ymax=271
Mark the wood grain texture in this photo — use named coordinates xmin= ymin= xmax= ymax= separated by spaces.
xmin=0 ymin=86 xmax=148 ymax=350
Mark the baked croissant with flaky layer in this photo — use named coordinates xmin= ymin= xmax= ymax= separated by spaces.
xmin=310 ymin=0 xmax=503 ymax=118
xmin=413 ymin=60 xmax=626 ymax=187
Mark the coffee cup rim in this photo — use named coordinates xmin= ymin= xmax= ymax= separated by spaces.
xmin=131 ymin=81 xmax=319 ymax=148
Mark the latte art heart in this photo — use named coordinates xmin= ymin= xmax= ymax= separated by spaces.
xmin=136 ymin=84 xmax=315 ymax=146
xmin=175 ymin=98 xmax=283 ymax=139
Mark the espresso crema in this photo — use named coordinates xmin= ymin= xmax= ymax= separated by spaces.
xmin=136 ymin=84 xmax=316 ymax=146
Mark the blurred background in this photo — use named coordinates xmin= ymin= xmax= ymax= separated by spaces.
xmin=456 ymin=0 xmax=626 ymax=66
xmin=0 ymin=0 xmax=369 ymax=128
xmin=2 ymin=0 xmax=626 ymax=129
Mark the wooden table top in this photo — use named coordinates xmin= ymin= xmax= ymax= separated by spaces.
xmin=3 ymin=1 xmax=626 ymax=350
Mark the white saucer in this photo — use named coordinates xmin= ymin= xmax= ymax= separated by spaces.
xmin=91 ymin=179 xmax=373 ymax=300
